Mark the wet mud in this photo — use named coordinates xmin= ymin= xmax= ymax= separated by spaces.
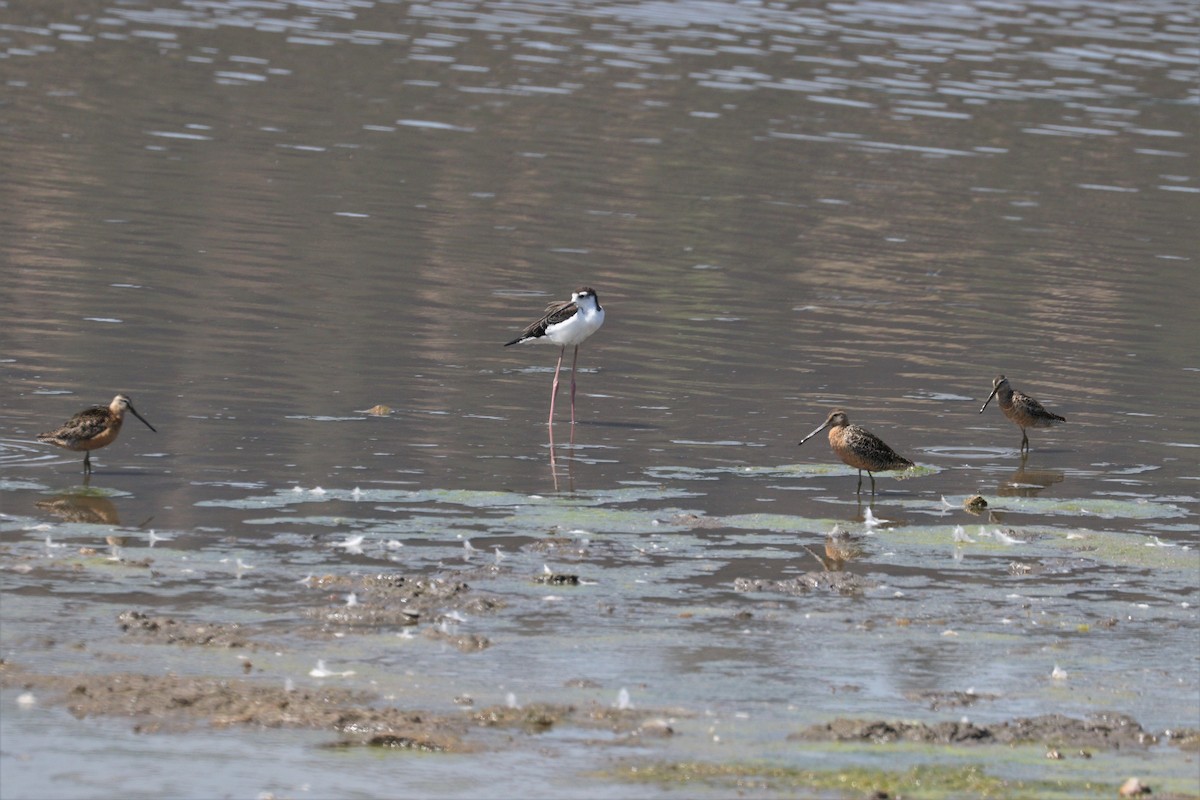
xmin=13 ymin=648 xmax=1192 ymax=784
xmin=0 ymin=661 xmax=679 ymax=752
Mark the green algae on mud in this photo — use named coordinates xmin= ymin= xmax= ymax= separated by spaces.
xmin=644 ymin=462 xmax=940 ymax=482
xmin=195 ymin=485 xmax=702 ymax=511
xmin=988 ymin=496 xmax=1190 ymax=521
xmin=905 ymin=494 xmax=1188 ymax=522
xmin=872 ymin=521 xmax=1198 ymax=573
xmin=607 ymin=760 xmax=1102 ymax=799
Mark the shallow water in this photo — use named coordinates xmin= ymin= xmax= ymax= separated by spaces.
xmin=2 ymin=0 xmax=1198 ymax=797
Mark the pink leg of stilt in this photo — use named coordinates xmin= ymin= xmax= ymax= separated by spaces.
xmin=569 ymin=345 xmax=580 ymax=425
xmin=548 ymin=346 xmax=565 ymax=425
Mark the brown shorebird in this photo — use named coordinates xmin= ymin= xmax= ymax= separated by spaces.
xmin=799 ymin=409 xmax=914 ymax=494
xmin=37 ymin=394 xmax=157 ymax=474
xmin=979 ymin=375 xmax=1065 ymax=452
xmin=505 ymin=287 xmax=605 ymax=425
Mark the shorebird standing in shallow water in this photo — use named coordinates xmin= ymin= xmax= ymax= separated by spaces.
xmin=799 ymin=409 xmax=914 ymax=494
xmin=505 ymin=287 xmax=605 ymax=425
xmin=37 ymin=394 xmax=157 ymax=474
xmin=979 ymin=375 xmax=1065 ymax=453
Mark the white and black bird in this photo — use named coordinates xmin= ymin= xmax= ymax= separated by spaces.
xmin=505 ymin=287 xmax=605 ymax=425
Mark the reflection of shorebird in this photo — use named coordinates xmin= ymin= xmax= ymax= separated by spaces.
xmin=505 ymin=287 xmax=605 ymax=425
xmin=803 ymin=526 xmax=865 ymax=572
xmin=1000 ymin=454 xmax=1065 ymax=497
xmin=35 ymin=493 xmax=121 ymax=525
xmin=824 ymin=526 xmax=865 ymax=569
xmin=799 ymin=409 xmax=913 ymax=494
xmin=37 ymin=394 xmax=157 ymax=474
xmin=979 ymin=375 xmax=1064 ymax=453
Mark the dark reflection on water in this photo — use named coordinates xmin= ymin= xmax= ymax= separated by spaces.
xmin=1 ymin=0 xmax=1198 ymax=796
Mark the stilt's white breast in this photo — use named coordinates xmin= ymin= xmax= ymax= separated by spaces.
xmin=545 ymin=292 xmax=604 ymax=347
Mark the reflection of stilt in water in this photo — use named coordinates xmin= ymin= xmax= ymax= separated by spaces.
xmin=547 ymin=422 xmax=576 ymax=492
xmin=999 ymin=452 xmax=1064 ymax=497
xmin=548 ymin=423 xmax=558 ymax=490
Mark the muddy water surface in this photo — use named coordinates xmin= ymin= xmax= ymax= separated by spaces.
xmin=2 ymin=0 xmax=1198 ymax=797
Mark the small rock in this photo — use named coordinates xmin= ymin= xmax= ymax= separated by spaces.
xmin=1118 ymin=777 xmax=1151 ymax=796
xmin=964 ymin=495 xmax=988 ymax=513
xmin=638 ymin=718 xmax=674 ymax=737
xmin=534 ymin=572 xmax=580 ymax=586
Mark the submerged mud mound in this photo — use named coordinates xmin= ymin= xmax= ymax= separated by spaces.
xmin=117 ymin=611 xmax=253 ymax=648
xmin=303 ymin=572 xmax=504 ymax=630
xmin=794 ymin=713 xmax=1161 ymax=749
xmin=0 ymin=663 xmax=681 ymax=751
xmin=733 ymin=571 xmax=871 ymax=596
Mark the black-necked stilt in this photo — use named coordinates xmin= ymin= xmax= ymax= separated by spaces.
xmin=37 ymin=394 xmax=157 ymax=474
xmin=798 ymin=409 xmax=913 ymax=494
xmin=505 ymin=287 xmax=605 ymax=425
xmin=979 ymin=375 xmax=1065 ymax=453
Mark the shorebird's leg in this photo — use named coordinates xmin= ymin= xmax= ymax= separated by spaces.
xmin=868 ymin=471 xmax=877 ymax=494
xmin=569 ymin=345 xmax=580 ymax=425
xmin=1020 ymin=429 xmax=1029 ymax=453
xmin=548 ymin=421 xmax=558 ymax=488
xmin=549 ymin=346 xmax=565 ymax=426
xmin=855 ymin=470 xmax=863 ymax=494
xmin=83 ymin=452 xmax=92 ymax=475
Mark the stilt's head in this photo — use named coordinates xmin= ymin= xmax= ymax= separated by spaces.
xmin=979 ymin=375 xmax=1009 ymax=414
xmin=572 ymin=287 xmax=600 ymax=310
xmin=799 ymin=409 xmax=849 ymax=445
xmin=112 ymin=395 xmax=157 ymax=432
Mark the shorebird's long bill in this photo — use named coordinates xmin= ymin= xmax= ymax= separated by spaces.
xmin=129 ymin=405 xmax=157 ymax=433
xmin=979 ymin=384 xmax=1001 ymax=414
xmin=798 ymin=420 xmax=830 ymax=446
